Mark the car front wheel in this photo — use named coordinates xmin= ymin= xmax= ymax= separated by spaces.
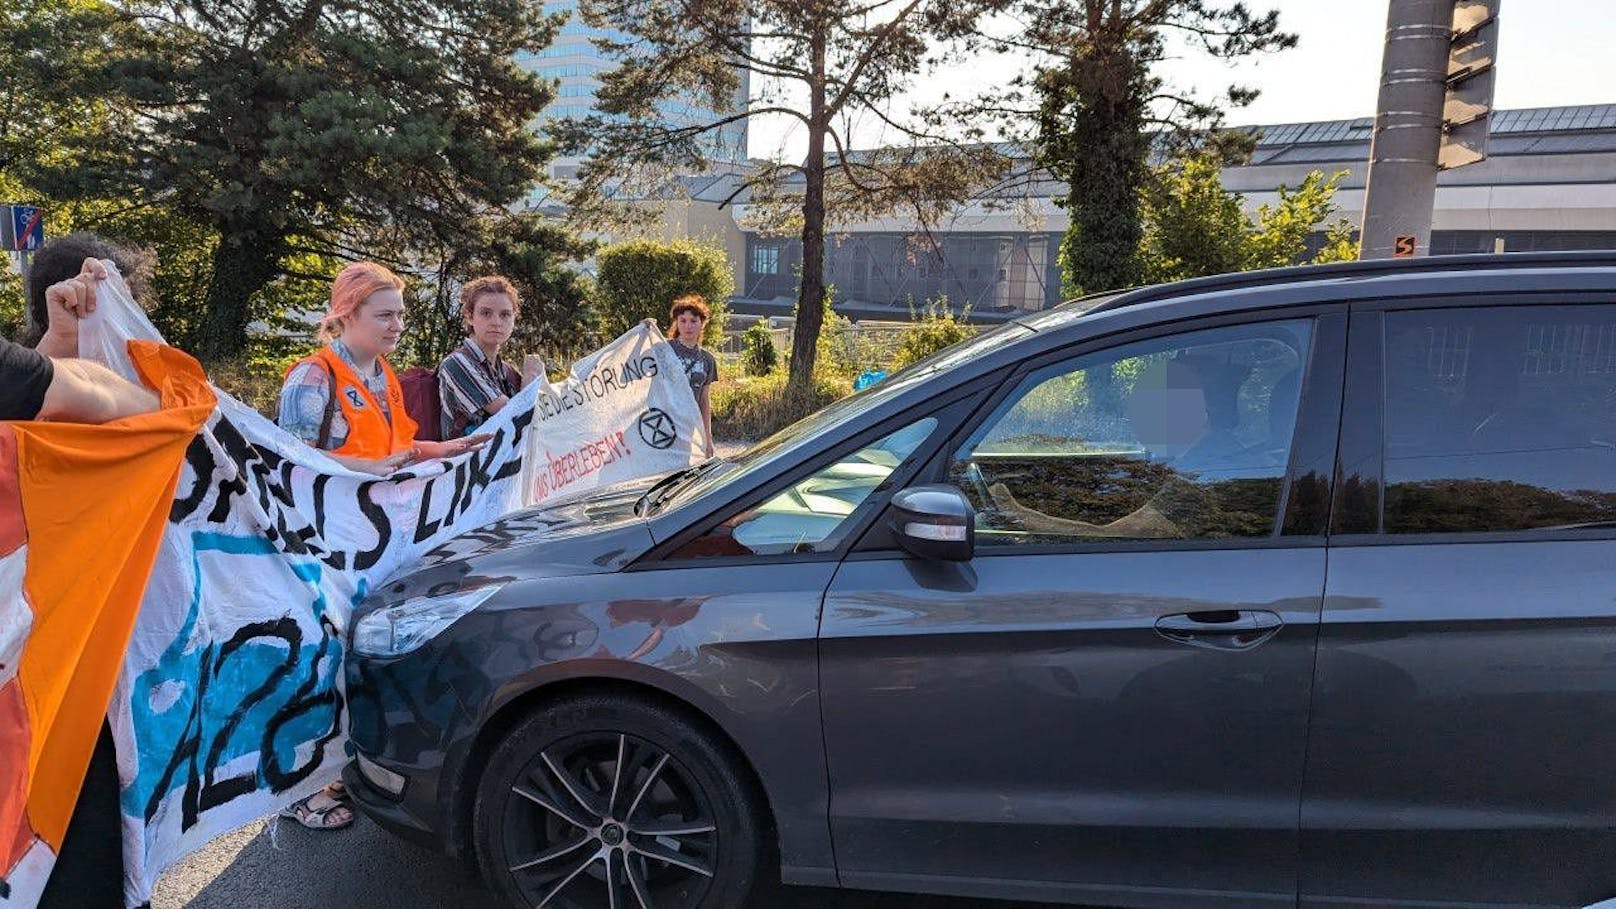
xmin=473 ymin=694 xmax=764 ymax=909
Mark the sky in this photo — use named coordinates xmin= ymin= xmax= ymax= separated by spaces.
xmin=745 ymin=0 xmax=1616 ymax=161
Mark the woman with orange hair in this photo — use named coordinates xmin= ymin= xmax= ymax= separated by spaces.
xmin=278 ymin=262 xmax=487 ymax=478
xmin=276 ymin=262 xmax=487 ymax=829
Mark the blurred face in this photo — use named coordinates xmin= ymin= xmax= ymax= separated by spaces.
xmin=342 ymin=288 xmax=405 ymax=360
xmin=674 ymin=310 xmax=705 ymax=344
xmin=467 ymin=292 xmax=516 ymax=351
xmin=1125 ymin=360 xmax=1209 ymax=460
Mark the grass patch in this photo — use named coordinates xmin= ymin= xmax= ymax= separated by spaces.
xmin=712 ymin=370 xmax=852 ymax=442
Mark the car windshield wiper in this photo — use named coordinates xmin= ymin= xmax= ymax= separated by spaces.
xmin=634 ymin=465 xmax=699 ymax=517
xmin=633 ymin=459 xmax=721 ymax=517
xmin=1541 ymin=520 xmax=1616 ymax=531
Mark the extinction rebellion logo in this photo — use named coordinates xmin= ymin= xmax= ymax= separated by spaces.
xmin=637 ymin=408 xmax=677 ymax=450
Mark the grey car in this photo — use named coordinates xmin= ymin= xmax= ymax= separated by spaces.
xmin=344 ymin=251 xmax=1616 ymax=909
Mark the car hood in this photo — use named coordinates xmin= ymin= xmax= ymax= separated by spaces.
xmin=371 ymin=477 xmax=661 ymax=607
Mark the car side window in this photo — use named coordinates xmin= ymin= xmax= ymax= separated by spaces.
xmin=1382 ymin=304 xmax=1616 ymax=534
xmin=669 ymin=418 xmax=939 ymax=558
xmin=950 ymin=319 xmax=1313 ymax=546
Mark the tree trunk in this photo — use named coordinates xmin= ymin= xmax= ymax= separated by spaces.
xmin=195 ymin=233 xmax=283 ymax=362
xmin=785 ymin=24 xmax=829 ymax=401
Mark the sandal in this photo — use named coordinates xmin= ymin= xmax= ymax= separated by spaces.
xmin=279 ymin=787 xmax=354 ymax=830
xmin=327 ymin=780 xmax=350 ymax=803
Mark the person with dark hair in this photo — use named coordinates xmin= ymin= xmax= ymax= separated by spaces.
xmin=664 ymin=294 xmax=717 ymax=457
xmin=437 ymin=275 xmax=531 ymax=439
xmin=3 ymin=258 xmax=159 ymax=423
xmin=22 ymin=231 xmax=155 ymax=355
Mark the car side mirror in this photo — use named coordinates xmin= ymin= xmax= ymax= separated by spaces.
xmin=889 ymin=485 xmax=975 ymax=562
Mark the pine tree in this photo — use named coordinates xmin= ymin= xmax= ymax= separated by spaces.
xmin=28 ymin=0 xmax=576 ymax=360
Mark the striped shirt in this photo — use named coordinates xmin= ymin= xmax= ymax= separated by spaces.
xmin=278 ymin=340 xmax=393 ymax=450
xmin=437 ymin=338 xmax=520 ymax=439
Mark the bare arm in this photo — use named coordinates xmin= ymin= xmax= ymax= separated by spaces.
xmin=327 ymin=451 xmax=414 ymax=477
xmin=414 ymin=434 xmax=493 ymax=461
xmin=985 ymin=482 xmax=1181 ymax=540
xmin=521 ymin=354 xmax=544 ymax=389
xmin=37 ymin=358 xmax=159 ymax=423
xmin=34 ymin=330 xmax=77 ymax=359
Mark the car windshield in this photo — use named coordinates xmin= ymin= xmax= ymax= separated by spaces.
xmin=658 ymin=320 xmax=1034 ymax=512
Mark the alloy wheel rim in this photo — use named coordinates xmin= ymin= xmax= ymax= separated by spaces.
xmin=502 ymin=732 xmax=719 ymax=909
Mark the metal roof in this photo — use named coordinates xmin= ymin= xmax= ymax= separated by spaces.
xmin=1246 ymin=104 xmax=1616 ymax=165
xmin=1251 ymin=104 xmax=1616 ymax=149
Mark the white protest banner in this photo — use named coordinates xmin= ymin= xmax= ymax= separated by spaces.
xmin=521 ymin=323 xmax=704 ymax=506
xmin=26 ymin=266 xmax=704 ymax=907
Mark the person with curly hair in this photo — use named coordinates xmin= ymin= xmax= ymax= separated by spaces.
xmin=663 ymin=294 xmax=717 ymax=458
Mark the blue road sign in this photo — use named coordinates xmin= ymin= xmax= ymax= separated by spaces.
xmin=9 ymin=205 xmax=44 ymax=251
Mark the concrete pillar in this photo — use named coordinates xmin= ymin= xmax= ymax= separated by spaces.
xmin=1360 ymin=0 xmax=1452 ymax=259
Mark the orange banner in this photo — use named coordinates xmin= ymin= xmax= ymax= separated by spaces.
xmin=0 ymin=342 xmax=212 ymax=906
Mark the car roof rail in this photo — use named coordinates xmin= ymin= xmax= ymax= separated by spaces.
xmin=1076 ymin=251 xmax=1616 ymax=317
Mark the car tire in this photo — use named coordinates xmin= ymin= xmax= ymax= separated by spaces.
xmin=473 ymin=694 xmax=765 ymax=909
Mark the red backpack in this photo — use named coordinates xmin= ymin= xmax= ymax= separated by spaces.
xmin=398 ymin=366 xmax=443 ymax=442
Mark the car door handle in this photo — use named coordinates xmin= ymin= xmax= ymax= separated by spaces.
xmin=1154 ymin=610 xmax=1283 ymax=652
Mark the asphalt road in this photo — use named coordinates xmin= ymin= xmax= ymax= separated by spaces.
xmin=150 ymin=813 xmax=1064 ymax=909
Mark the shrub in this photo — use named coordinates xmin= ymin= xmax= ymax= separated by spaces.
xmin=805 ymin=286 xmax=877 ymax=381
xmin=740 ymin=320 xmax=778 ymax=376
xmin=208 ymin=346 xmax=315 ymax=418
xmin=815 ymin=306 xmax=859 ymax=380
xmin=594 ymin=237 xmax=732 ymax=345
xmin=891 ymin=297 xmax=973 ymax=371
xmin=711 ymin=369 xmax=852 ymax=442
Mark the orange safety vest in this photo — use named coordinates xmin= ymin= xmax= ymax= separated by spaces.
xmin=287 ymin=345 xmax=418 ymax=460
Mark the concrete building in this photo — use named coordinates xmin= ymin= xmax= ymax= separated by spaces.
xmin=1233 ymin=105 xmax=1616 ymax=255
xmin=729 ymin=104 xmax=1616 ymax=320
xmin=521 ymin=0 xmax=750 ymax=180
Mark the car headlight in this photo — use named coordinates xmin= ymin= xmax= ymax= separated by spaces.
xmin=351 ymin=584 xmax=504 ymax=658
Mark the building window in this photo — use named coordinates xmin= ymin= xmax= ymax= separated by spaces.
xmin=751 ymin=245 xmax=780 ymax=275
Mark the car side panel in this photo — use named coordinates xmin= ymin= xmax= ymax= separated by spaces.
xmin=1303 ymin=541 xmax=1616 ymax=908
xmin=346 ymin=561 xmax=837 ymax=883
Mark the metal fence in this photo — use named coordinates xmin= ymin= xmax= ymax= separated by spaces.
xmin=715 ymin=319 xmax=979 ymax=374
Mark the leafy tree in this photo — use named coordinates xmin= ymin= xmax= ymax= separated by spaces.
xmin=0 ymin=0 xmax=123 ymax=188
xmin=594 ymin=238 xmax=733 ymax=346
xmin=24 ymin=0 xmax=575 ymax=361
xmin=559 ymin=0 xmax=1010 ymax=399
xmin=1138 ymin=151 xmax=1354 ymax=284
xmin=1137 ymin=153 xmax=1248 ymax=281
xmin=1244 ymin=169 xmax=1355 ymax=269
xmin=1308 ymin=218 xmax=1361 ymax=264
xmin=958 ymin=1 xmax=1296 ymax=296
xmin=0 ymin=265 xmax=22 ymax=341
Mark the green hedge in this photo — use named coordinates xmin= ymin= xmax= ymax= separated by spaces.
xmin=594 ymin=237 xmax=732 ymax=345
